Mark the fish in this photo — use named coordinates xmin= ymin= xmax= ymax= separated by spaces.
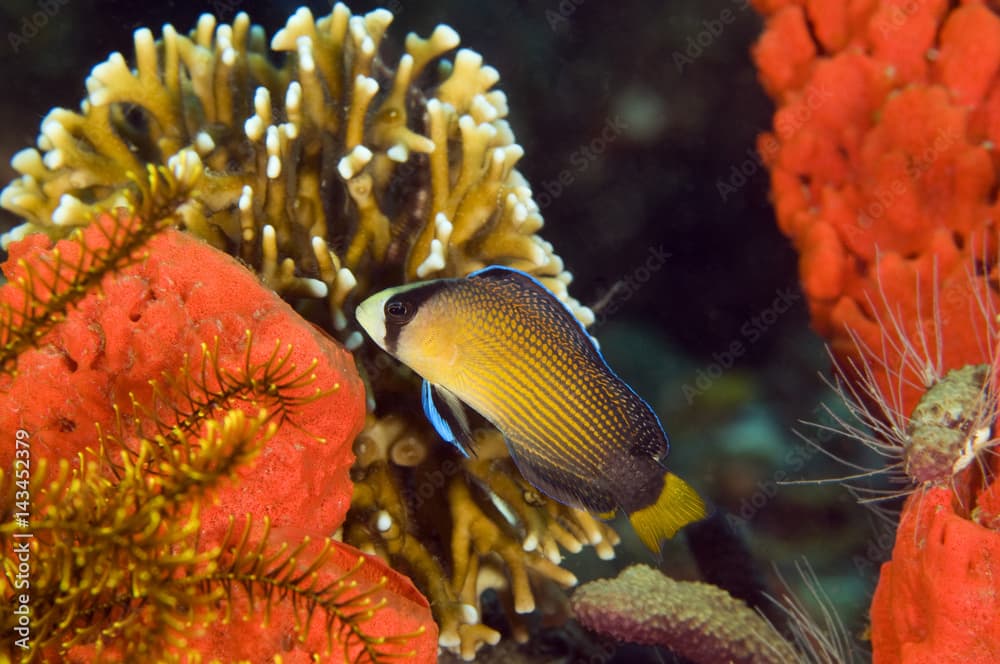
xmin=354 ymin=265 xmax=707 ymax=552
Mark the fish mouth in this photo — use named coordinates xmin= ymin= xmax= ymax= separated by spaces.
xmin=355 ymin=291 xmax=392 ymax=350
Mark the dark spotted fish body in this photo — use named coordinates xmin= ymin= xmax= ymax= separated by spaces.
xmin=355 ymin=266 xmax=707 ymax=551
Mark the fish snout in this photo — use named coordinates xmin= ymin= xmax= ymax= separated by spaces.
xmin=355 ymin=291 xmax=391 ymax=350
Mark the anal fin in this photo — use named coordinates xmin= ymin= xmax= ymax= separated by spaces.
xmin=503 ymin=432 xmax=616 ymax=514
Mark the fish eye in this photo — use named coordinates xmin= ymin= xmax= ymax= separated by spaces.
xmin=385 ymin=299 xmax=415 ymax=324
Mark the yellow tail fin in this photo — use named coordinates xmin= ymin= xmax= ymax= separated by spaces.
xmin=629 ymin=472 xmax=707 ymax=553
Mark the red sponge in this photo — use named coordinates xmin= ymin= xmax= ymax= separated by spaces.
xmin=0 ymin=211 xmax=438 ymax=662
xmin=870 ymin=486 xmax=1000 ymax=664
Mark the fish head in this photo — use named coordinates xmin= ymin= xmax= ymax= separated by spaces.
xmin=355 ymin=280 xmax=458 ymax=381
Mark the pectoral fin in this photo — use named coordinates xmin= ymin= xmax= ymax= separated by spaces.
xmin=421 ymin=380 xmax=476 ymax=457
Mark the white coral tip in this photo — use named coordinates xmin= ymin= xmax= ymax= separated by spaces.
xmin=42 ymin=150 xmax=64 ymax=170
xmin=244 ymin=116 xmax=264 ymax=141
xmin=195 ymin=131 xmax=215 ymax=154
xmin=0 ymin=224 xmax=31 ymax=251
xmin=336 ymin=267 xmax=357 ymax=292
xmin=432 ymin=24 xmax=460 ymax=50
xmin=285 ymin=81 xmax=302 ymax=112
xmin=296 ymin=35 xmax=316 ymax=72
xmin=471 ymin=94 xmax=498 ymax=122
xmin=459 ymin=604 xmax=479 ymax=625
xmin=302 ymin=278 xmax=328 ymax=299
xmin=238 ymin=185 xmax=253 ymax=211
xmin=455 ymin=48 xmax=483 ymax=70
xmin=134 ymin=27 xmax=153 ymax=48
xmin=386 ymin=143 xmax=408 ymax=162
xmin=337 ymin=145 xmax=373 ymax=180
xmin=576 ymin=305 xmax=596 ymax=327
xmin=345 ymin=331 xmax=364 ymax=351
xmin=266 ymin=125 xmax=280 ymax=153
xmin=434 ymin=212 xmax=453 ymax=244
xmin=357 ymin=75 xmax=379 ymax=97
xmin=167 ymin=149 xmax=201 ymax=180
xmin=266 ymin=154 xmax=282 ymax=179
xmin=513 ymin=202 xmax=527 ymax=224
xmin=415 ymin=239 xmax=446 ymax=278
xmin=254 ymin=86 xmax=271 ymax=115
xmin=52 ymin=194 xmax=84 ymax=226
xmin=438 ymin=632 xmax=461 ymax=648
xmin=481 ymin=65 xmax=500 ymax=87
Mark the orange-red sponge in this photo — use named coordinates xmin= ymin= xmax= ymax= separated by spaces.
xmin=751 ymin=3 xmax=1000 ymax=661
xmin=751 ymin=0 xmax=1000 ymax=416
xmin=0 ymin=213 xmax=363 ymax=545
xmin=869 ymin=485 xmax=1000 ymax=664
xmin=0 ymin=212 xmax=438 ymax=662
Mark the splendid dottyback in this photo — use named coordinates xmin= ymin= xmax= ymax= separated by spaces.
xmin=355 ymin=266 xmax=707 ymax=552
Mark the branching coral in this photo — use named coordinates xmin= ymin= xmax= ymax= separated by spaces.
xmin=0 ymin=215 xmax=436 ymax=661
xmin=0 ymin=4 xmax=617 ymax=658
xmin=347 ymin=424 xmax=618 ymax=658
xmin=0 ymin=4 xmax=589 ymax=327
